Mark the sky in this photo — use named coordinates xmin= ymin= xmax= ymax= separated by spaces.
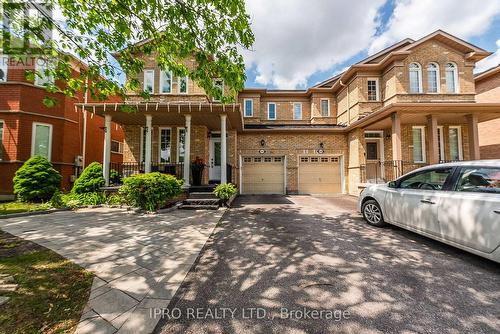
xmin=241 ymin=0 xmax=500 ymax=89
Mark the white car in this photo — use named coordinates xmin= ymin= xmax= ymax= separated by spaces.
xmin=358 ymin=160 xmax=500 ymax=263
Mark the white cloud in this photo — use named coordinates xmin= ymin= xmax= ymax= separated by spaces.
xmin=369 ymin=0 xmax=500 ymax=54
xmin=242 ymin=0 xmax=386 ymax=89
xmin=475 ymin=39 xmax=500 ymax=73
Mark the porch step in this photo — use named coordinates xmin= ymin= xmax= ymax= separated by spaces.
xmin=178 ymin=204 xmax=220 ymax=210
xmin=189 ymin=192 xmax=217 ymax=199
xmin=182 ymin=199 xmax=220 ymax=206
xmin=189 ymin=185 xmax=217 ymax=193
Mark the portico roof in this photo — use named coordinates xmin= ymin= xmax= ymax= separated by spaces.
xmin=76 ymin=102 xmax=243 ymax=131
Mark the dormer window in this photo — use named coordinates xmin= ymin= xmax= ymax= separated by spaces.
xmin=409 ymin=63 xmax=422 ymax=93
xmin=445 ymin=63 xmax=458 ymax=93
xmin=0 ymin=55 xmax=8 ymax=82
xmin=427 ymin=63 xmax=439 ymax=93
xmin=144 ymin=70 xmax=155 ymax=93
xmin=160 ymin=70 xmax=172 ymax=94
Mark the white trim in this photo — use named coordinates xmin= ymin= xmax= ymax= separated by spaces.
xmin=159 ymin=70 xmax=172 ymax=94
xmin=31 ymin=122 xmax=53 ymax=161
xmin=367 ymin=78 xmax=380 ymax=101
xmin=176 ymin=127 xmax=186 ymax=163
xmin=144 ymin=69 xmax=155 ymax=93
xmin=178 ymin=75 xmax=188 ymax=94
xmin=0 ymin=119 xmax=4 ymax=160
xmin=284 ymin=155 xmax=287 ymax=194
xmin=293 ymin=102 xmax=302 ymax=120
xmin=449 ymin=125 xmax=463 ymax=160
xmin=158 ymin=127 xmax=172 ymax=163
xmin=340 ymin=155 xmax=345 ymax=194
xmin=364 ymin=130 xmax=385 ymax=180
xmin=437 ymin=126 xmax=445 ymax=162
xmin=445 ymin=62 xmax=459 ymax=94
xmin=412 ymin=126 xmax=426 ymax=163
xmin=427 ymin=62 xmax=440 ymax=93
xmin=267 ymin=102 xmax=277 ymax=120
xmin=409 ymin=62 xmax=423 ymax=94
xmin=243 ymin=99 xmax=253 ymax=117
xmin=0 ymin=55 xmax=8 ymax=82
xmin=320 ymin=98 xmax=330 ymax=117
xmin=110 ymin=140 xmax=123 ymax=154
xmin=239 ymin=154 xmax=243 ymax=193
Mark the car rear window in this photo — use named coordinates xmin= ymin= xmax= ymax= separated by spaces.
xmin=456 ymin=167 xmax=500 ymax=194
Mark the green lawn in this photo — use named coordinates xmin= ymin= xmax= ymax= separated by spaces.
xmin=0 ymin=202 xmax=51 ymax=215
xmin=0 ymin=230 xmax=93 ymax=334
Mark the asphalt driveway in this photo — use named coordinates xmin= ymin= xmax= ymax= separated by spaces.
xmin=156 ymin=195 xmax=500 ymax=334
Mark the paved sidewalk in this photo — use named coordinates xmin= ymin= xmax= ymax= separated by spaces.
xmin=0 ymin=207 xmax=224 ymax=334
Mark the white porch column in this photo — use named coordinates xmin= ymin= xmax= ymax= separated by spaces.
xmin=103 ymin=114 xmax=112 ymax=186
xmin=145 ymin=114 xmax=152 ymax=173
xmin=220 ymin=114 xmax=227 ymax=184
xmin=183 ymin=114 xmax=191 ymax=187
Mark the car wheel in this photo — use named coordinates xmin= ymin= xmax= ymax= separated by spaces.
xmin=362 ymin=199 xmax=386 ymax=227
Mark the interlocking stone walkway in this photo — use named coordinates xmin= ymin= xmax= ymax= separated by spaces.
xmin=0 ymin=207 xmax=224 ymax=334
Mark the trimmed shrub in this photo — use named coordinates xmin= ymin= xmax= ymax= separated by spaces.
xmin=213 ymin=183 xmax=238 ymax=202
xmin=13 ymin=156 xmax=62 ymax=202
xmin=72 ymin=162 xmax=105 ymax=194
xmin=119 ymin=172 xmax=183 ymax=211
xmin=60 ymin=192 xmax=106 ymax=208
xmin=106 ymin=193 xmax=125 ymax=206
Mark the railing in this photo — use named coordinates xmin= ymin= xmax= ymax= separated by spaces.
xmin=109 ymin=162 xmax=184 ymax=185
xmin=360 ymin=160 xmax=428 ymax=184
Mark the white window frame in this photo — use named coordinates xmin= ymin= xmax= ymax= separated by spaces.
xmin=437 ymin=126 xmax=445 ymax=162
xmin=0 ymin=55 xmax=8 ymax=82
xmin=31 ymin=122 xmax=53 ymax=161
xmin=178 ymin=75 xmax=188 ymax=94
xmin=110 ymin=140 xmax=123 ymax=154
xmin=243 ymin=99 xmax=253 ymax=117
xmin=159 ymin=70 xmax=172 ymax=94
xmin=427 ymin=62 xmax=440 ymax=94
xmin=176 ymin=127 xmax=186 ymax=163
xmin=449 ymin=125 xmax=463 ymax=161
xmin=267 ymin=102 xmax=277 ymax=120
xmin=144 ymin=69 xmax=155 ymax=93
xmin=320 ymin=98 xmax=330 ymax=117
xmin=412 ymin=126 xmax=426 ymax=163
xmin=0 ymin=119 xmax=4 ymax=160
xmin=445 ymin=62 xmax=459 ymax=94
xmin=34 ymin=58 xmax=54 ymax=86
xmin=213 ymin=79 xmax=224 ymax=102
xmin=367 ymin=78 xmax=380 ymax=101
xmin=158 ymin=127 xmax=172 ymax=163
xmin=293 ymin=102 xmax=302 ymax=120
xmin=409 ymin=62 xmax=423 ymax=94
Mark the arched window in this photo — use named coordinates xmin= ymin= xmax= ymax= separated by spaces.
xmin=409 ymin=63 xmax=422 ymax=93
xmin=445 ymin=63 xmax=458 ymax=93
xmin=427 ymin=63 xmax=439 ymax=93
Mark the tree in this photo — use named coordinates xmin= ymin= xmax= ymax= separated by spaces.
xmin=13 ymin=156 xmax=62 ymax=202
xmin=2 ymin=0 xmax=254 ymax=106
xmin=71 ymin=162 xmax=105 ymax=194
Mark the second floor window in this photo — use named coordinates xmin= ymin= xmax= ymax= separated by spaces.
xmin=244 ymin=99 xmax=253 ymax=117
xmin=293 ymin=102 xmax=302 ymax=120
xmin=320 ymin=99 xmax=330 ymax=116
xmin=445 ymin=63 xmax=458 ymax=93
xmin=178 ymin=76 xmax=188 ymax=94
xmin=144 ymin=70 xmax=155 ymax=93
xmin=268 ymin=102 xmax=276 ymax=120
xmin=0 ymin=55 xmax=8 ymax=82
xmin=160 ymin=70 xmax=172 ymax=94
xmin=32 ymin=122 xmax=52 ymax=161
xmin=367 ymin=79 xmax=379 ymax=101
xmin=409 ymin=63 xmax=422 ymax=93
xmin=35 ymin=59 xmax=54 ymax=86
xmin=427 ymin=63 xmax=439 ymax=93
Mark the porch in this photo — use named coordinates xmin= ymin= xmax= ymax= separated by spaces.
xmin=77 ymin=101 xmax=242 ymax=187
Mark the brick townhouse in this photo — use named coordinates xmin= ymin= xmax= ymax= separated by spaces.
xmin=78 ymin=30 xmax=500 ymax=196
xmin=0 ymin=55 xmax=124 ymax=199
xmin=475 ymin=64 xmax=500 ymax=159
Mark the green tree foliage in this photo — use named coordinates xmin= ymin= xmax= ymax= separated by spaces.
xmin=3 ymin=0 xmax=254 ymax=104
xmin=71 ymin=162 xmax=105 ymax=194
xmin=13 ymin=156 xmax=62 ymax=202
xmin=119 ymin=172 xmax=183 ymax=211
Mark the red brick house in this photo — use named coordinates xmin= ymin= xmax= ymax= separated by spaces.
xmin=0 ymin=55 xmax=124 ymax=199
xmin=475 ymin=64 xmax=500 ymax=159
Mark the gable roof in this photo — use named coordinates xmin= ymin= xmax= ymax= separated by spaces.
xmin=474 ymin=64 xmax=500 ymax=82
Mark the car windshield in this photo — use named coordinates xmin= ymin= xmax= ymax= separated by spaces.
xmin=399 ymin=168 xmax=453 ymax=190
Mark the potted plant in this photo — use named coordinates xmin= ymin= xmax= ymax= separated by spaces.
xmin=191 ymin=157 xmax=206 ymax=186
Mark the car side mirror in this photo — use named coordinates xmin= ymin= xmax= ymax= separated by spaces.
xmin=388 ymin=181 xmax=397 ymax=188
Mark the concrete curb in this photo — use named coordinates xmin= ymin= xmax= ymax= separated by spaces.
xmin=0 ymin=208 xmax=71 ymax=219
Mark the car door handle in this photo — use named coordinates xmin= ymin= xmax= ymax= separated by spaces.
xmin=420 ymin=199 xmax=435 ymax=204
xmin=494 ymin=210 xmax=500 ymax=215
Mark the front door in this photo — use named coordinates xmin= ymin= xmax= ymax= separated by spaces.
xmin=209 ymin=137 xmax=221 ymax=182
xmin=365 ymin=141 xmax=381 ymax=182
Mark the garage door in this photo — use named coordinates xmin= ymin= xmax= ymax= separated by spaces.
xmin=298 ymin=156 xmax=342 ymax=194
xmin=241 ymin=156 xmax=285 ymax=194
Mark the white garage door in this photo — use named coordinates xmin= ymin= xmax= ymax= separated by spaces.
xmin=241 ymin=156 xmax=285 ymax=194
xmin=298 ymin=156 xmax=342 ymax=194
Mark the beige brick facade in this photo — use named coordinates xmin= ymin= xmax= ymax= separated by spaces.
xmin=476 ymin=67 xmax=500 ymax=159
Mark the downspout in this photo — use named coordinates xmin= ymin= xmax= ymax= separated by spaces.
xmin=339 ymin=80 xmax=350 ymax=125
xmin=82 ymin=78 xmax=88 ymax=168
